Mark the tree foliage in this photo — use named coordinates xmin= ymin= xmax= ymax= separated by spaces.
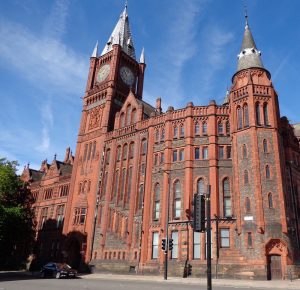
xmin=0 ymin=158 xmax=35 ymax=269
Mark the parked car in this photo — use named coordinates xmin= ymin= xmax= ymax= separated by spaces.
xmin=40 ymin=262 xmax=77 ymax=279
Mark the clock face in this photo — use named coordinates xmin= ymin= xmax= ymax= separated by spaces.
xmin=120 ymin=66 xmax=135 ymax=86
xmin=97 ymin=64 xmax=110 ymax=83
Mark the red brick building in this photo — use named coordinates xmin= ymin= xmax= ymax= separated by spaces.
xmin=22 ymin=6 xmax=300 ymax=279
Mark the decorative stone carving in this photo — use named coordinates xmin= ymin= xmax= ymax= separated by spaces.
xmin=88 ymin=106 xmax=102 ymax=130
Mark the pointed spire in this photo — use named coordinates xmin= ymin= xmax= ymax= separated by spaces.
xmin=236 ymin=11 xmax=264 ymax=73
xmin=91 ymin=41 xmax=98 ymax=58
xmin=139 ymin=47 xmax=145 ymax=63
xmin=101 ymin=4 xmax=136 ymax=59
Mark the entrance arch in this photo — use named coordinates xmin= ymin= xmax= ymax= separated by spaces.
xmin=265 ymin=239 xmax=288 ymax=280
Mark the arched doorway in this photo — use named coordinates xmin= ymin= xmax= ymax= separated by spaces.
xmin=67 ymin=238 xmax=81 ymax=270
xmin=265 ymin=239 xmax=288 ymax=280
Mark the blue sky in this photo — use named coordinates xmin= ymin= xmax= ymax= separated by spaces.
xmin=0 ymin=0 xmax=299 ymax=173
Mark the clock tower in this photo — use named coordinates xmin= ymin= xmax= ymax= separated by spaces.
xmin=63 ymin=4 xmax=145 ymax=263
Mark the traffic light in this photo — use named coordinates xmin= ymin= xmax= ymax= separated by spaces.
xmin=168 ymin=238 xmax=173 ymax=251
xmin=187 ymin=263 xmax=192 ymax=276
xmin=161 ymin=238 xmax=166 ymax=251
xmin=193 ymin=193 xmax=206 ymax=232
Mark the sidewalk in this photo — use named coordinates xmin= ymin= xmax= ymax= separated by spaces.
xmin=80 ymin=273 xmax=300 ymax=289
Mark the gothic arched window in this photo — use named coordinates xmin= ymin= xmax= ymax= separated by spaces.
xmin=123 ymin=144 xmax=128 ymax=160
xmin=266 ymin=165 xmax=270 ymax=179
xmin=197 ymin=178 xmax=205 ymax=195
xmin=131 ymin=108 xmax=137 ymax=124
xmin=242 ymin=144 xmax=247 ymax=158
xmin=138 ymin=184 xmax=144 ymax=210
xmin=173 ymin=180 xmax=181 ymax=219
xmin=126 ymin=104 xmax=131 ymax=126
xmin=263 ymin=139 xmax=268 ymax=153
xmin=223 ymin=178 xmax=231 ymax=217
xmin=129 ymin=142 xmax=134 ymax=159
xmin=161 ymin=128 xmax=165 ymax=141
xmin=120 ymin=112 xmax=125 ymax=128
xmin=243 ymin=104 xmax=249 ymax=127
xmin=237 ymin=106 xmax=243 ymax=129
xmin=245 ymin=197 xmax=251 ymax=213
xmin=268 ymin=193 xmax=273 ymax=208
xmin=153 ymin=183 xmax=160 ymax=220
xmin=255 ymin=102 xmax=261 ymax=125
xmin=113 ymin=171 xmax=119 ymax=200
xmin=263 ymin=103 xmax=269 ymax=126
xmin=155 ymin=129 xmax=159 ymax=142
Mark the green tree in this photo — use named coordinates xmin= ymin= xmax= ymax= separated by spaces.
xmin=0 ymin=158 xmax=35 ymax=269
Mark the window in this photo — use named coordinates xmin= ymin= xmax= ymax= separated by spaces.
xmin=120 ymin=168 xmax=126 ymax=202
xmin=154 ymin=154 xmax=158 ymax=166
xmin=219 ymin=146 xmax=224 ymax=159
xmin=126 ymin=105 xmax=131 ymax=126
xmin=171 ymin=231 xmax=179 ymax=259
xmin=173 ymin=126 xmax=178 ymax=139
xmin=263 ymin=139 xmax=268 ymax=153
xmin=244 ymin=170 xmax=249 ymax=184
xmin=83 ymin=144 xmax=88 ymax=161
xmin=155 ymin=129 xmax=159 ymax=142
xmin=40 ymin=207 xmax=48 ymax=229
xmin=218 ymin=122 xmax=223 ymax=135
xmin=87 ymin=143 xmax=92 ymax=160
xmin=226 ymin=146 xmax=231 ymax=159
xmin=56 ymin=205 xmax=65 ymax=228
xmin=195 ymin=122 xmax=200 ymax=135
xmin=247 ymin=232 xmax=253 ymax=248
xmin=131 ymin=109 xmax=137 ymax=124
xmin=268 ymin=193 xmax=273 ymax=208
xmin=203 ymin=147 xmax=208 ymax=159
xmin=116 ymin=146 xmax=121 ymax=161
xmin=152 ymin=232 xmax=159 ymax=259
xmin=263 ymin=103 xmax=269 ymax=126
xmin=123 ymin=144 xmax=128 ymax=160
xmin=180 ymin=124 xmax=184 ymax=137
xmin=126 ymin=167 xmax=132 ymax=204
xmin=129 ymin=143 xmax=134 ymax=159
xmin=59 ymin=184 xmax=69 ymax=197
xmin=160 ymin=153 xmax=164 ymax=164
xmin=195 ymin=147 xmax=200 ymax=160
xmin=173 ymin=150 xmax=178 ymax=162
xmin=141 ymin=139 xmax=147 ymax=155
xmin=193 ymin=232 xmax=201 ymax=259
xmin=255 ymin=103 xmax=261 ymax=125
xmin=243 ymin=104 xmax=249 ymax=127
xmin=73 ymin=208 xmax=86 ymax=225
xmin=173 ymin=180 xmax=181 ymax=219
xmin=226 ymin=121 xmax=230 ymax=135
xmin=138 ymin=184 xmax=144 ymax=209
xmin=220 ymin=229 xmax=230 ymax=248
xmin=245 ymin=197 xmax=251 ymax=213
xmin=242 ymin=144 xmax=247 ymax=158
xmin=179 ymin=149 xmax=184 ymax=161
xmin=266 ymin=165 xmax=270 ymax=179
xmin=161 ymin=128 xmax=165 ymax=141
xmin=237 ymin=107 xmax=243 ymax=129
xmin=223 ymin=178 xmax=231 ymax=217
xmin=113 ymin=171 xmax=119 ymax=200
xmin=120 ymin=113 xmax=125 ymax=128
xmin=202 ymin=122 xmax=207 ymax=135
xmin=141 ymin=163 xmax=145 ymax=175
xmin=92 ymin=141 xmax=96 ymax=158
xmin=153 ymin=184 xmax=160 ymax=220
xmin=197 ymin=178 xmax=205 ymax=195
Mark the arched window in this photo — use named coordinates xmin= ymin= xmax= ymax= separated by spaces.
xmin=237 ymin=106 xmax=243 ymax=129
xmin=173 ymin=180 xmax=181 ymax=219
xmin=116 ymin=146 xmax=121 ymax=161
xmin=255 ymin=103 xmax=261 ymax=125
xmin=245 ymin=197 xmax=251 ymax=213
xmin=161 ymin=128 xmax=165 ymax=141
xmin=155 ymin=129 xmax=159 ymax=142
xmin=180 ymin=124 xmax=184 ymax=137
xmin=173 ymin=126 xmax=178 ymax=139
xmin=243 ymin=104 xmax=249 ymax=127
xmin=123 ymin=144 xmax=128 ymax=160
xmin=92 ymin=141 xmax=97 ymax=158
xmin=263 ymin=103 xmax=269 ymax=126
xmin=242 ymin=144 xmax=247 ymax=158
xmin=265 ymin=165 xmax=270 ymax=179
xmin=197 ymin=178 xmax=205 ymax=194
xmin=113 ymin=171 xmax=119 ymax=200
xmin=223 ymin=178 xmax=231 ymax=217
xmin=202 ymin=122 xmax=207 ymax=135
xmin=131 ymin=108 xmax=137 ymax=124
xmin=126 ymin=167 xmax=133 ymax=204
xmin=120 ymin=112 xmax=125 ymax=128
xmin=244 ymin=170 xmax=249 ymax=184
xmin=195 ymin=122 xmax=200 ymax=135
xmin=268 ymin=193 xmax=273 ymax=208
xmin=153 ymin=184 xmax=160 ymax=220
xmin=83 ymin=143 xmax=88 ymax=161
xmin=129 ymin=142 xmax=134 ymax=159
xmin=119 ymin=168 xmax=126 ymax=203
xmin=263 ymin=139 xmax=268 ymax=153
xmin=138 ymin=184 xmax=144 ymax=209
xmin=87 ymin=142 xmax=92 ymax=160
xmin=226 ymin=121 xmax=230 ymax=135
xmin=105 ymin=149 xmax=110 ymax=164
xmin=126 ymin=105 xmax=131 ymax=126
xmin=141 ymin=139 xmax=147 ymax=155
xmin=218 ymin=122 xmax=223 ymax=135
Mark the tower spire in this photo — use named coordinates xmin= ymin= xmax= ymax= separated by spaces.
xmin=91 ymin=41 xmax=98 ymax=58
xmin=101 ymin=4 xmax=136 ymax=59
xmin=236 ymin=10 xmax=264 ymax=73
xmin=244 ymin=4 xmax=249 ymax=28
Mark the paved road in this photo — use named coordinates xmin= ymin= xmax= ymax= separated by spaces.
xmin=0 ymin=277 xmax=276 ymax=290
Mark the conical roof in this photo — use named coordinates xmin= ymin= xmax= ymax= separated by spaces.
xmin=237 ymin=17 xmax=264 ymax=72
xmin=101 ymin=5 xmax=136 ymax=59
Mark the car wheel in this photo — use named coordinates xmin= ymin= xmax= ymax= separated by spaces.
xmin=56 ymin=272 xmax=61 ymax=279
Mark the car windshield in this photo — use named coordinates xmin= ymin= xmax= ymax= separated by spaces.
xmin=57 ymin=263 xmax=71 ymax=270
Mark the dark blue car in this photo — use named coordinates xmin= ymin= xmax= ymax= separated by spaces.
xmin=40 ymin=262 xmax=77 ymax=279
